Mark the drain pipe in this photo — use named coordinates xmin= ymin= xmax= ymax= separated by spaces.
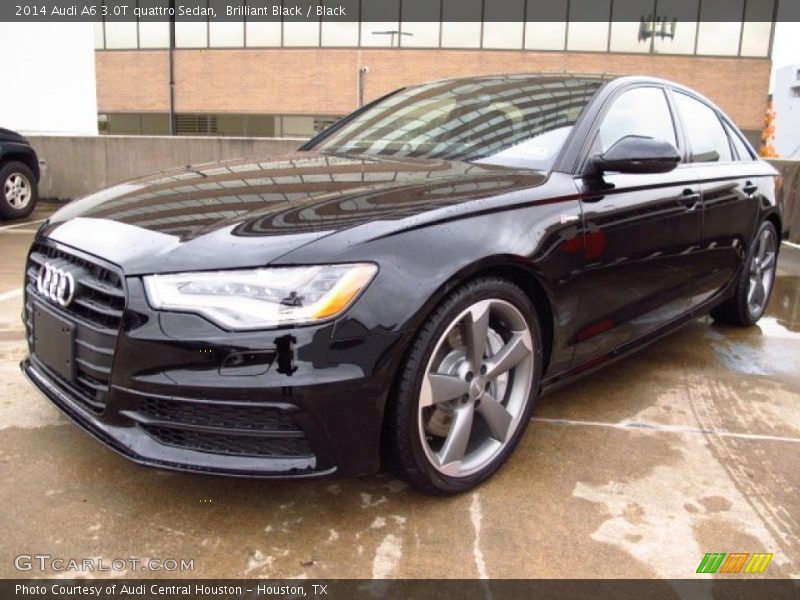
xmin=168 ymin=1 xmax=176 ymax=135
xmin=357 ymin=66 xmax=369 ymax=108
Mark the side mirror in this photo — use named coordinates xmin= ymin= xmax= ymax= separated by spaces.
xmin=587 ymin=135 xmax=681 ymax=176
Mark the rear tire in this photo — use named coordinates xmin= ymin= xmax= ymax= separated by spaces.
xmin=0 ymin=161 xmax=37 ymax=219
xmin=711 ymin=221 xmax=778 ymax=326
xmin=385 ymin=277 xmax=542 ymax=495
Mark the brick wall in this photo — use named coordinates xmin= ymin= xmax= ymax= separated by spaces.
xmin=95 ymin=48 xmax=771 ymax=130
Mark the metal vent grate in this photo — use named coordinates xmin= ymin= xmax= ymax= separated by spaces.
xmin=175 ymin=114 xmax=218 ymax=135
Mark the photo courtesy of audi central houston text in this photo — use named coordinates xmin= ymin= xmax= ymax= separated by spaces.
xmin=20 ymin=73 xmax=786 ymax=494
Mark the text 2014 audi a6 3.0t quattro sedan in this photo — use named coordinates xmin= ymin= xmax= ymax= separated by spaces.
xmin=22 ymin=74 xmax=786 ymax=494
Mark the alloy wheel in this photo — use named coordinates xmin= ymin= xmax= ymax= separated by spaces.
xmin=747 ymin=227 xmax=777 ymax=318
xmin=417 ymin=299 xmax=534 ymax=477
xmin=4 ymin=173 xmax=32 ymax=209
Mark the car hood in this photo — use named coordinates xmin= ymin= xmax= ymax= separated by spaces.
xmin=42 ymin=151 xmax=547 ymax=275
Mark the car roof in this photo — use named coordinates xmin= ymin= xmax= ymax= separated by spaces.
xmin=414 ymin=72 xmax=706 ymax=98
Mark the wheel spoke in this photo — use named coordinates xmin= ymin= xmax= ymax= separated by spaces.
xmin=437 ymin=404 xmax=474 ymax=474
xmin=484 ymin=332 xmax=531 ymax=380
xmin=760 ymin=252 xmax=775 ymax=272
xmin=464 ymin=301 xmax=491 ymax=371
xmin=757 ymin=230 xmax=769 ymax=261
xmin=478 ymin=392 xmax=512 ymax=442
xmin=421 ymin=373 xmax=469 ymax=407
xmin=754 ymin=280 xmax=766 ymax=307
xmin=748 ymin=276 xmax=758 ymax=304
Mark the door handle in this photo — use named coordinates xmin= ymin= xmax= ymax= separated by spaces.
xmin=680 ymin=189 xmax=700 ymax=209
xmin=743 ymin=181 xmax=759 ymax=195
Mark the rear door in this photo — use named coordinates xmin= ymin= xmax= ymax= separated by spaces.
xmin=670 ymin=91 xmax=761 ymax=309
xmin=572 ymin=85 xmax=703 ymax=367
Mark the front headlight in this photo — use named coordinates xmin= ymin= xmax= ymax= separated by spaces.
xmin=143 ymin=263 xmax=377 ymax=330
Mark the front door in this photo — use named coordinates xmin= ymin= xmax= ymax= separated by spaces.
xmin=571 ymin=86 xmax=704 ymax=368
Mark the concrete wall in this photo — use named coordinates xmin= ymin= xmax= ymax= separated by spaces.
xmin=28 ymin=135 xmax=303 ymax=200
xmin=24 ymin=135 xmax=800 ymax=243
xmin=772 ymin=159 xmax=800 ymax=244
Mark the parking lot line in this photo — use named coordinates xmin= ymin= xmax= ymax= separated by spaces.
xmin=0 ymin=288 xmax=22 ymax=302
xmin=0 ymin=219 xmax=45 ymax=232
xmin=783 ymin=241 xmax=800 ymax=251
xmin=531 ymin=417 xmax=800 ymax=444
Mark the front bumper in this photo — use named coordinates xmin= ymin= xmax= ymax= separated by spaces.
xmin=23 ymin=356 xmax=338 ymax=477
xmin=21 ymin=243 xmax=409 ymax=478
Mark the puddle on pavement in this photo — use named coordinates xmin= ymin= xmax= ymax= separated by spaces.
xmin=709 ymin=276 xmax=800 ymax=377
xmin=766 ymin=275 xmax=800 ymax=334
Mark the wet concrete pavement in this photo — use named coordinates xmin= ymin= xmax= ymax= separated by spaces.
xmin=1 ymin=205 xmax=798 ymax=579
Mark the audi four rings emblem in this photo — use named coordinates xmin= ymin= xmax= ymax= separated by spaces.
xmin=36 ymin=263 xmax=76 ymax=307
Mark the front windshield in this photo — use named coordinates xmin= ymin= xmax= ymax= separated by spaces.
xmin=313 ymin=74 xmax=606 ymax=171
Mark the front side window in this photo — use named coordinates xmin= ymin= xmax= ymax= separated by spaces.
xmin=594 ymin=87 xmax=677 ymax=154
xmin=674 ymin=92 xmax=732 ymax=163
xmin=311 ymin=75 xmax=606 ymax=171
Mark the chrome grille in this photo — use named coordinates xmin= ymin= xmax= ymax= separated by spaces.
xmin=24 ymin=243 xmax=125 ymax=413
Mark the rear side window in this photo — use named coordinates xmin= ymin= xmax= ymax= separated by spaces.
xmin=674 ymin=92 xmax=732 ymax=163
xmin=723 ymin=120 xmax=754 ymax=161
xmin=595 ymin=87 xmax=678 ymax=154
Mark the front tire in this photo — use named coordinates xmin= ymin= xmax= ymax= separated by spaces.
xmin=0 ymin=161 xmax=37 ymax=219
xmin=385 ymin=277 xmax=542 ymax=495
xmin=711 ymin=221 xmax=778 ymax=326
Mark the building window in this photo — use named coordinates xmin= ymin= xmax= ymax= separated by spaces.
xmin=652 ymin=0 xmax=698 ymax=55
xmin=567 ymin=0 xmax=611 ymax=52
xmin=93 ymin=22 xmax=105 ymax=49
xmin=175 ymin=22 xmax=208 ymax=48
xmin=246 ymin=22 xmax=282 ymax=47
xmin=790 ymin=87 xmax=800 ymax=99
xmin=93 ymin=3 xmax=775 ymax=58
xmin=104 ymin=22 xmax=138 ymax=49
xmin=401 ymin=0 xmax=440 ymax=47
xmin=99 ymin=113 xmax=341 ymax=138
xmin=361 ymin=0 xmax=400 ymax=47
xmin=740 ymin=0 xmax=774 ymax=57
xmin=696 ymin=0 xmax=743 ymax=56
xmin=441 ymin=0 xmax=481 ymax=48
xmin=209 ymin=21 xmax=244 ymax=48
xmin=139 ymin=22 xmax=170 ymax=48
xmin=609 ymin=0 xmax=656 ymax=54
xmin=525 ymin=2 xmax=567 ymax=50
xmin=284 ymin=21 xmax=321 ymax=47
xmin=482 ymin=0 xmax=524 ymax=49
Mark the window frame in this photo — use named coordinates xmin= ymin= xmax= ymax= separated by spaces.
xmin=668 ymin=88 xmax=740 ymax=166
xmin=720 ymin=118 xmax=756 ymax=161
xmin=576 ymin=82 xmax=685 ymax=175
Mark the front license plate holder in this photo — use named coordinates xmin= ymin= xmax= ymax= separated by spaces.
xmin=33 ymin=302 xmax=76 ymax=381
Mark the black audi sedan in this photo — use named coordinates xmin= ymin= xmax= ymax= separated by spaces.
xmin=22 ymin=74 xmax=785 ymax=494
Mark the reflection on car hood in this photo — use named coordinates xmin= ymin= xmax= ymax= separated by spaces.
xmin=43 ymin=151 xmax=546 ymax=275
